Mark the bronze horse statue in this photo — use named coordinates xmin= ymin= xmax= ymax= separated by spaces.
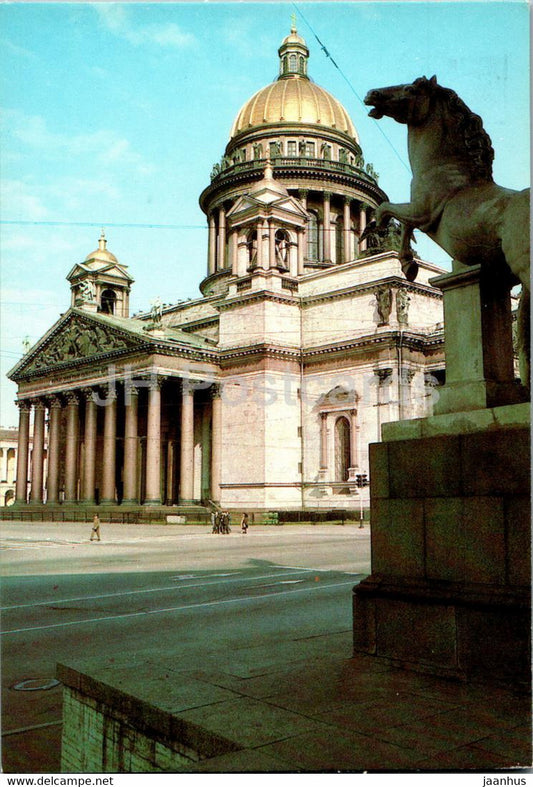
xmin=363 ymin=75 xmax=530 ymax=388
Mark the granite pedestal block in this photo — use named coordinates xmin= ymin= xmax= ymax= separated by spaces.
xmin=353 ymin=406 xmax=531 ymax=685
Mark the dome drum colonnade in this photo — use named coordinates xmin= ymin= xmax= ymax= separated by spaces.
xmin=14 ymin=378 xmax=221 ymax=507
xmin=200 ymin=24 xmax=387 ymax=293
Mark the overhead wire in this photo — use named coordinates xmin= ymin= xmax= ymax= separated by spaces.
xmin=291 ymin=2 xmax=412 ymax=176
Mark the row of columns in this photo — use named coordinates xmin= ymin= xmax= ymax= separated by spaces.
xmin=14 ymin=381 xmax=222 ymax=507
xmin=207 ymin=195 xmax=371 ymax=275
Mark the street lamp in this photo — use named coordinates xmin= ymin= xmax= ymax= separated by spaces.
xmin=355 ymin=472 xmax=369 ymax=528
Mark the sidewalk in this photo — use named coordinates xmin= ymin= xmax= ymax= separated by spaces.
xmin=58 ymin=629 xmax=532 ymax=773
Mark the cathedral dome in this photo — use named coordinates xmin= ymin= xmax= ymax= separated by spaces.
xmin=230 ymin=79 xmax=358 ymax=141
xmin=229 ymin=25 xmax=358 ymax=143
xmin=84 ymin=231 xmax=118 ymax=265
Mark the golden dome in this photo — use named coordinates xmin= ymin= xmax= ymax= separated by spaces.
xmin=85 ymin=231 xmax=118 ymax=264
xmin=229 ymin=26 xmax=358 ymax=142
xmin=230 ymin=79 xmax=358 ymax=141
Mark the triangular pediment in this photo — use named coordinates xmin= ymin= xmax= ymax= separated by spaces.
xmin=8 ymin=309 xmax=147 ymax=380
xmin=67 ymin=261 xmax=134 ymax=283
xmin=227 ymin=192 xmax=308 ymax=227
xmin=269 ymin=195 xmax=309 ymax=218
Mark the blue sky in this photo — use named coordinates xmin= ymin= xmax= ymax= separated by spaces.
xmin=1 ymin=1 xmax=530 ymax=426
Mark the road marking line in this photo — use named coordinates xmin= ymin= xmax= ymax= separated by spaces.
xmin=1 ymin=579 xmax=357 ymax=635
xmin=0 ymin=569 xmax=336 ymax=611
xmin=2 ymin=720 xmax=62 ymax=737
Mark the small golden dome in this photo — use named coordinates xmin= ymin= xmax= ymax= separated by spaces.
xmin=85 ymin=231 xmax=118 ymax=264
xmin=279 ymin=21 xmax=307 ymax=50
xmin=230 ymin=78 xmax=358 ymax=141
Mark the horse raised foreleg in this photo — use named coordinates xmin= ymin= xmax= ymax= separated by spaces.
xmin=376 ymin=201 xmax=432 ymax=231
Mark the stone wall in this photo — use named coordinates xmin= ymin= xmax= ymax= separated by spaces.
xmin=58 ymin=665 xmax=241 ymax=773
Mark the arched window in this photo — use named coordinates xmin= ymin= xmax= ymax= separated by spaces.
xmin=299 ymin=56 xmax=305 ymax=74
xmin=335 ymin=216 xmax=344 ymax=265
xmin=334 ymin=416 xmax=351 ymax=483
xmin=100 ymin=289 xmax=117 ymax=315
xmin=4 ymin=489 xmax=14 ymax=507
xmin=307 ymin=211 xmax=319 ymax=261
xmin=289 ymin=54 xmax=297 ymax=72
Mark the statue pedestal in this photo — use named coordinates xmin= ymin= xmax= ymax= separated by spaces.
xmin=353 ymin=261 xmax=531 ymax=686
xmin=430 ymin=262 xmax=527 ymax=412
xmin=353 ymin=404 xmax=530 ymax=684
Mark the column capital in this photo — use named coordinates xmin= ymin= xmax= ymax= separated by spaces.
xmin=150 ymin=374 xmax=167 ymax=390
xmin=323 ymin=191 xmax=332 ymax=200
xmin=125 ymin=381 xmax=140 ymax=398
xmin=31 ymin=397 xmax=46 ymax=411
xmin=81 ymin=387 xmax=96 ymax=402
xmin=65 ymin=390 xmax=79 ymax=405
xmin=47 ymin=394 xmax=63 ymax=409
xmin=209 ymin=383 xmax=223 ymax=400
xmin=299 ymin=188 xmax=309 ymax=199
xmin=15 ymin=399 xmax=32 ymax=413
xmin=401 ymin=368 xmax=416 ymax=384
xmin=374 ymin=368 xmax=393 ymax=385
xmin=98 ymin=384 xmax=117 ymax=402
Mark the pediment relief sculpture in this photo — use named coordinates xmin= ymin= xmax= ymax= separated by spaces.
xmin=24 ymin=318 xmax=139 ymax=373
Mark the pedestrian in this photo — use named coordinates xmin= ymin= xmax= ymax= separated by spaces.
xmin=241 ymin=512 xmax=249 ymax=534
xmin=90 ymin=514 xmax=101 ymax=542
xmin=220 ymin=511 xmax=231 ymax=534
xmin=210 ymin=510 xmax=218 ymax=534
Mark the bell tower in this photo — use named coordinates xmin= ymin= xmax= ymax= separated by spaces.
xmin=66 ymin=231 xmax=134 ymax=317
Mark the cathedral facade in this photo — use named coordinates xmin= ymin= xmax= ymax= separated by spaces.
xmin=8 ymin=27 xmax=445 ymax=514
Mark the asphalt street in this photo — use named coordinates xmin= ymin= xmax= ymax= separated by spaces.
xmin=0 ymin=522 xmax=370 ymax=773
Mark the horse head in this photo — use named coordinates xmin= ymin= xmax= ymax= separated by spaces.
xmin=364 ymin=76 xmax=438 ymax=125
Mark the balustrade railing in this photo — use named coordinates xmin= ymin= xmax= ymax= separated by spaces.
xmin=209 ymin=156 xmax=378 ymax=186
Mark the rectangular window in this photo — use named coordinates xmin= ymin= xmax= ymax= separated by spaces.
xmin=305 ymin=142 xmax=315 ymax=158
xmin=287 ymin=141 xmax=297 ymax=157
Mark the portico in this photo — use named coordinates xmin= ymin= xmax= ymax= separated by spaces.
xmin=10 ymin=308 xmax=220 ymax=509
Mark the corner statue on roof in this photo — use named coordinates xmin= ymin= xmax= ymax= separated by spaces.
xmin=363 ymin=75 xmax=530 ymax=390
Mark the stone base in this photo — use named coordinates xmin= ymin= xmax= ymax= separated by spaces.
xmin=354 ymin=576 xmax=530 ymax=686
xmin=353 ymin=405 xmax=531 ymax=686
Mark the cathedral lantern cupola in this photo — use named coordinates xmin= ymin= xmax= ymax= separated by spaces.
xmin=66 ymin=231 xmax=135 ymax=317
xmin=278 ymin=21 xmax=309 ymax=78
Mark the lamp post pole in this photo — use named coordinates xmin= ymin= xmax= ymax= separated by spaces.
xmin=356 ymin=472 xmax=369 ymax=528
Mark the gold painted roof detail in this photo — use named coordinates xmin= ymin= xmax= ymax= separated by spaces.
xmin=230 ymin=77 xmax=357 ymax=139
xmin=84 ymin=230 xmax=118 ymax=264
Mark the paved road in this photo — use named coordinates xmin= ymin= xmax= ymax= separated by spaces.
xmin=0 ymin=523 xmax=370 ymax=773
